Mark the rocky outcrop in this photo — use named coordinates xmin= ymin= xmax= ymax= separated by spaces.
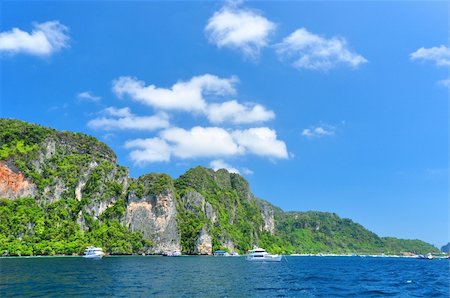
xmin=257 ymin=199 xmax=276 ymax=234
xmin=182 ymin=190 xmax=216 ymax=223
xmin=194 ymin=227 xmax=212 ymax=255
xmin=126 ymin=174 xmax=181 ymax=254
xmin=0 ymin=163 xmax=37 ymax=199
xmin=0 ymin=119 xmax=284 ymax=255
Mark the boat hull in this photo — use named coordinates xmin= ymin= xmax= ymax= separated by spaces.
xmin=83 ymin=253 xmax=103 ymax=259
xmin=246 ymin=255 xmax=282 ymax=262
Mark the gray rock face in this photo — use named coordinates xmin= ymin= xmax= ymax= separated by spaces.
xmin=257 ymin=199 xmax=276 ymax=234
xmin=126 ymin=192 xmax=181 ymax=254
xmin=194 ymin=227 xmax=212 ymax=255
xmin=179 ymin=190 xmax=217 ymax=254
xmin=182 ymin=190 xmax=216 ymax=223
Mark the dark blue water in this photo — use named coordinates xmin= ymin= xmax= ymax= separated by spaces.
xmin=1 ymin=256 xmax=449 ymax=297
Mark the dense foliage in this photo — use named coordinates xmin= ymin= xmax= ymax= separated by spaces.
xmin=0 ymin=119 xmax=148 ymax=255
xmin=259 ymin=212 xmax=439 ymax=255
xmin=0 ymin=197 xmax=147 ymax=256
xmin=175 ymin=167 xmax=264 ymax=254
xmin=0 ymin=119 xmax=440 ymax=256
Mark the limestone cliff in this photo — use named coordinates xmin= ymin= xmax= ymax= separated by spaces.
xmin=126 ymin=174 xmax=180 ymax=254
xmin=1 ymin=119 xmax=439 ymax=256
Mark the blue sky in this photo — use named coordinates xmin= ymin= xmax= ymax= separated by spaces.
xmin=1 ymin=1 xmax=448 ymax=247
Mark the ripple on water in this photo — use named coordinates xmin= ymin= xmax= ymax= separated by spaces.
xmin=0 ymin=256 xmax=449 ymax=297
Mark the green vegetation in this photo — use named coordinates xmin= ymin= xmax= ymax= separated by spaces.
xmin=0 ymin=119 xmax=440 ymax=256
xmin=175 ymin=167 xmax=264 ymax=254
xmin=381 ymin=237 xmax=440 ymax=255
xmin=0 ymin=197 xmax=148 ymax=256
xmin=0 ymin=119 xmax=147 ymax=256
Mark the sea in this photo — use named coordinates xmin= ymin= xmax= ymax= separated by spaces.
xmin=1 ymin=256 xmax=449 ymax=297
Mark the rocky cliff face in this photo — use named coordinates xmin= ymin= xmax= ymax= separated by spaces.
xmin=256 ymin=199 xmax=277 ymax=234
xmin=0 ymin=119 xmax=441 ymax=256
xmin=126 ymin=174 xmax=180 ymax=254
xmin=0 ymin=162 xmax=37 ymax=199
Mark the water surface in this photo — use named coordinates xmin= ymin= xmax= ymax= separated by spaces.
xmin=1 ymin=256 xmax=449 ymax=297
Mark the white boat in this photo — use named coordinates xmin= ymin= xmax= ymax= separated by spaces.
xmin=83 ymin=246 xmax=103 ymax=259
xmin=246 ymin=246 xmax=282 ymax=262
xmin=164 ymin=250 xmax=181 ymax=257
xmin=417 ymin=253 xmax=433 ymax=260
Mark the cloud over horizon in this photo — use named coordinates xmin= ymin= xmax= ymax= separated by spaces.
xmin=209 ymin=159 xmax=240 ymax=174
xmin=0 ymin=21 xmax=69 ymax=57
xmin=124 ymin=126 xmax=288 ymax=165
xmin=87 ymin=73 xmax=286 ymax=171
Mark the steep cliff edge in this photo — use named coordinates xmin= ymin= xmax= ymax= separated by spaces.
xmin=174 ymin=167 xmax=274 ymax=254
xmin=126 ymin=173 xmax=180 ymax=254
xmin=0 ymin=119 xmax=440 ymax=256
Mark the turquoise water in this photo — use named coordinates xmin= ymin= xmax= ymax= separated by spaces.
xmin=1 ymin=256 xmax=449 ymax=297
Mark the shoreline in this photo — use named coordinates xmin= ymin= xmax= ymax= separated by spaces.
xmin=2 ymin=254 xmax=449 ymax=259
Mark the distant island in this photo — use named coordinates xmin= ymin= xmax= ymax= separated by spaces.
xmin=0 ymin=118 xmax=440 ymax=256
xmin=442 ymin=243 xmax=450 ymax=253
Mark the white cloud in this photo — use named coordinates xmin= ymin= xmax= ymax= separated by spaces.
xmin=205 ymin=4 xmax=276 ymax=59
xmin=410 ymin=45 xmax=450 ymax=67
xmin=87 ymin=107 xmax=169 ymax=131
xmin=124 ymin=126 xmax=288 ymax=165
xmin=161 ymin=126 xmax=243 ymax=159
xmin=77 ymin=91 xmax=101 ymax=102
xmin=302 ymin=125 xmax=335 ymax=138
xmin=207 ymin=100 xmax=275 ymax=124
xmin=210 ymin=159 xmax=240 ymax=174
xmin=231 ymin=127 xmax=288 ymax=159
xmin=276 ymin=28 xmax=367 ymax=71
xmin=242 ymin=167 xmax=254 ymax=175
xmin=125 ymin=138 xmax=171 ymax=164
xmin=113 ymin=74 xmax=237 ymax=112
xmin=112 ymin=74 xmax=274 ymax=125
xmin=438 ymin=78 xmax=450 ymax=88
xmin=0 ymin=21 xmax=69 ymax=57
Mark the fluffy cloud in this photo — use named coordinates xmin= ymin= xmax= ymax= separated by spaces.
xmin=125 ymin=138 xmax=171 ymax=164
xmin=276 ymin=28 xmax=367 ymax=71
xmin=125 ymin=126 xmax=288 ymax=164
xmin=410 ymin=45 xmax=450 ymax=67
xmin=209 ymin=159 xmax=240 ymax=174
xmin=88 ymin=107 xmax=169 ymax=131
xmin=161 ymin=126 xmax=243 ymax=159
xmin=112 ymin=74 xmax=274 ymax=125
xmin=0 ymin=21 xmax=69 ymax=57
xmin=207 ymin=100 xmax=275 ymax=124
xmin=205 ymin=4 xmax=276 ymax=59
xmin=77 ymin=91 xmax=101 ymax=102
xmin=232 ymin=127 xmax=288 ymax=159
xmin=113 ymin=74 xmax=237 ymax=112
xmin=302 ymin=125 xmax=335 ymax=138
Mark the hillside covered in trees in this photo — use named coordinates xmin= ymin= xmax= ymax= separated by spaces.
xmin=0 ymin=119 xmax=439 ymax=256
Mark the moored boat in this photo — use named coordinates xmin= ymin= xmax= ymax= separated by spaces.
xmin=417 ymin=253 xmax=433 ymax=260
xmin=83 ymin=246 xmax=103 ymax=259
xmin=246 ymin=246 xmax=281 ymax=262
xmin=164 ymin=250 xmax=181 ymax=257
